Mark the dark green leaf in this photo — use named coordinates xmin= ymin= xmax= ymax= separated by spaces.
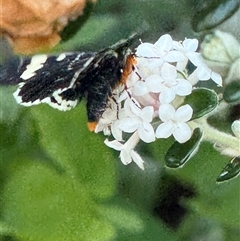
xmin=165 ymin=128 xmax=203 ymax=168
xmin=217 ymin=156 xmax=240 ymax=182
xmin=184 ymin=88 xmax=218 ymax=119
xmin=191 ymin=0 xmax=239 ymax=32
xmin=223 ymin=80 xmax=240 ymax=103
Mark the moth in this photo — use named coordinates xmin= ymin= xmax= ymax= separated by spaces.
xmin=0 ymin=35 xmax=137 ymax=130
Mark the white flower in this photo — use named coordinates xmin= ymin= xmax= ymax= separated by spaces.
xmin=117 ymin=99 xmax=155 ymax=143
xmin=173 ymin=38 xmax=222 ymax=86
xmin=201 ymin=30 xmax=240 ymax=79
xmin=131 ymin=74 xmax=163 ymax=96
xmin=104 ymin=132 xmax=144 ymax=169
xmin=158 ymin=63 xmax=192 ymax=104
xmin=95 ymin=96 xmax=123 ymax=141
xmin=95 ymin=99 xmax=117 ymax=133
xmin=96 ymin=33 xmax=223 ymax=169
xmin=154 ymin=34 xmax=185 ymax=63
xmin=135 ymin=34 xmax=185 ymax=79
xmin=155 ymin=104 xmax=193 ymax=143
xmin=173 ymin=38 xmax=199 ymax=71
xmin=187 ymin=52 xmax=222 ymax=86
xmin=132 ymin=62 xmax=192 ymax=104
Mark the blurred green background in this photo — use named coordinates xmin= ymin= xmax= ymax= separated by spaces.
xmin=0 ymin=0 xmax=239 ymax=240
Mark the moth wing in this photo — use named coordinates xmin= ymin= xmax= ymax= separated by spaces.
xmin=5 ymin=52 xmax=96 ymax=111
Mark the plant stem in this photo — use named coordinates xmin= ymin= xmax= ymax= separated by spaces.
xmin=189 ymin=117 xmax=240 ymax=157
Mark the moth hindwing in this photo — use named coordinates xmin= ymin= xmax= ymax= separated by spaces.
xmin=1 ymin=34 xmax=138 ymax=130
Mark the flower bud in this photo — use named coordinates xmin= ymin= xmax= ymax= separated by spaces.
xmin=201 ymin=30 xmax=240 ymax=78
xmin=232 ymin=120 xmax=240 ymax=138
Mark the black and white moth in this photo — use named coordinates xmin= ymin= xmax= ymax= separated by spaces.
xmin=0 ymin=35 xmax=137 ymax=130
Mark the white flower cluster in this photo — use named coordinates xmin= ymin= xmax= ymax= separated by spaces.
xmin=96 ymin=34 xmax=222 ymax=169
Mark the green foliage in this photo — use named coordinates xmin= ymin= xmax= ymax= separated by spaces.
xmin=223 ymin=80 xmax=240 ymax=103
xmin=1 ymin=0 xmax=239 ymax=240
xmin=217 ymin=157 xmax=240 ymax=182
xmin=0 ymin=89 xmax=176 ymax=241
xmin=165 ymin=128 xmax=203 ymax=168
xmin=184 ymin=88 xmax=218 ymax=120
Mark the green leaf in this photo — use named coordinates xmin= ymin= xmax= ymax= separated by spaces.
xmin=223 ymin=80 xmax=240 ymax=103
xmin=184 ymin=88 xmax=218 ymax=119
xmin=166 ymin=142 xmax=240 ymax=228
xmin=98 ymin=197 xmax=178 ymax=241
xmin=0 ymin=107 xmax=177 ymax=241
xmin=217 ymin=156 xmax=240 ymax=182
xmin=165 ymin=128 xmax=203 ymax=168
xmin=192 ymin=0 xmax=239 ymax=32
xmin=1 ymin=159 xmax=115 ymax=241
xmin=30 ymin=105 xmax=116 ymax=199
xmin=55 ymin=15 xmax=120 ymax=52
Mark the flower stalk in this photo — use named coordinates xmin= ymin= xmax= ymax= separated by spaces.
xmin=189 ymin=118 xmax=240 ymax=157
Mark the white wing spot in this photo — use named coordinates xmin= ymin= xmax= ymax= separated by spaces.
xmin=13 ymin=88 xmax=23 ymax=104
xmin=56 ymin=53 xmax=66 ymax=61
xmin=47 ymin=88 xmax=78 ymax=111
xmin=20 ymin=54 xmax=48 ymax=80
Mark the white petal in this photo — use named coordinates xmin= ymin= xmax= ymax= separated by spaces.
xmin=130 ymin=150 xmax=145 ymax=169
xmin=124 ymin=98 xmax=140 ymax=117
xmin=118 ymin=107 xmax=128 ymax=119
xmin=173 ymin=122 xmax=192 ymax=143
xmin=104 ymin=139 xmax=123 ymax=151
xmin=132 ymin=81 xmax=149 ymax=96
xmin=159 ymin=104 xmax=175 ymax=121
xmin=176 ymin=57 xmax=188 ymax=71
xmin=134 ymin=93 xmax=159 ymax=107
xmin=138 ymin=122 xmax=155 ymax=143
xmin=188 ymin=69 xmax=199 ymax=85
xmin=136 ymin=57 xmax=163 ymax=77
xmin=174 ymin=79 xmax=192 ymax=96
xmin=128 ymin=99 xmax=142 ymax=116
xmin=161 ymin=63 xmax=177 ymax=80
xmin=155 ymin=122 xmax=173 ymax=138
xmin=102 ymin=127 xmax=111 ymax=136
xmin=183 ymin=38 xmax=198 ymax=52
xmin=136 ymin=43 xmax=160 ymax=57
xmin=154 ymin=34 xmax=172 ymax=52
xmin=172 ymin=40 xmax=183 ymax=50
xmin=186 ymin=52 xmax=203 ymax=67
xmin=120 ymin=149 xmax=132 ymax=165
xmin=211 ymin=71 xmax=222 ymax=86
xmin=174 ymin=104 xmax=193 ymax=122
xmin=111 ymin=121 xmax=123 ymax=141
xmin=159 ymin=87 xmax=176 ymax=104
xmin=124 ymin=132 xmax=140 ymax=150
xmin=197 ymin=66 xmax=211 ymax=80
xmin=140 ymin=106 xmax=154 ymax=122
xmin=164 ymin=50 xmax=185 ymax=62
xmin=118 ymin=117 xmax=139 ymax=133
xmin=146 ymin=75 xmax=163 ymax=93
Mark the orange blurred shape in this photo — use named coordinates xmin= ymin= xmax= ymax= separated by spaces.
xmin=1 ymin=0 xmax=96 ymax=54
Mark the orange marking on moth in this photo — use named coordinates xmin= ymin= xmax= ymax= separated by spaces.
xmin=120 ymin=54 xmax=137 ymax=85
xmin=87 ymin=121 xmax=98 ymax=132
